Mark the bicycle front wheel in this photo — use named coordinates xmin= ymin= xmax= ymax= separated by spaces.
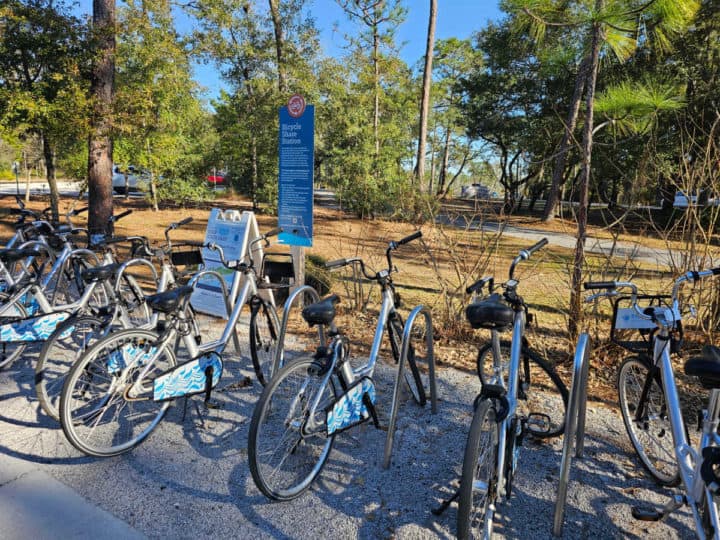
xmin=36 ymin=315 xmax=109 ymax=421
xmin=457 ymin=398 xmax=499 ymax=540
xmin=248 ymin=356 xmax=338 ymax=501
xmin=617 ymin=356 xmax=679 ymax=486
xmin=249 ymin=299 xmax=281 ymax=386
xmin=477 ymin=342 xmax=568 ymax=438
xmin=59 ymin=329 xmax=175 ymax=457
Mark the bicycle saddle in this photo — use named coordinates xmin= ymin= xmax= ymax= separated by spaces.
xmin=145 ymin=285 xmax=194 ymax=314
xmin=302 ymin=294 xmax=340 ymax=326
xmin=80 ymin=263 xmax=119 ymax=283
xmin=685 ymin=345 xmax=720 ymax=388
xmin=0 ymin=247 xmax=42 ymax=263
xmin=466 ymin=293 xmax=514 ymax=330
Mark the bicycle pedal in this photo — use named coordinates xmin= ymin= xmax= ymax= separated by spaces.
xmin=526 ymin=413 xmax=551 ymax=434
xmin=631 ymin=506 xmax=662 ymax=521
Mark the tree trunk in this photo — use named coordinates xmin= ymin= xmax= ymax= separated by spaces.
xmin=87 ymin=0 xmax=115 ymax=241
xmin=373 ymin=24 xmax=380 ymax=167
xmin=41 ymin=132 xmax=59 ymax=223
xmin=415 ymin=0 xmax=437 ymax=186
xmin=251 ymin=135 xmax=259 ymax=211
xmin=436 ymin=125 xmax=451 ymax=195
xmin=569 ymin=7 xmax=603 ymax=340
xmin=541 ymin=57 xmax=588 ymax=222
xmin=268 ymin=0 xmax=287 ymax=93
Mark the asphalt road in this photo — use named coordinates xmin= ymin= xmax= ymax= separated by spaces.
xmin=0 ymin=317 xmax=697 ymax=539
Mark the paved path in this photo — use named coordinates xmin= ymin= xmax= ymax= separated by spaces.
xmin=436 ymin=214 xmax=673 ymax=269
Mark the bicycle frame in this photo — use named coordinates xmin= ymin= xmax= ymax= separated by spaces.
xmin=653 ymin=322 xmax=720 ymax=538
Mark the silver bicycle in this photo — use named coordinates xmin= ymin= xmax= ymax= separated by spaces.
xmin=587 ymin=270 xmax=720 ymax=539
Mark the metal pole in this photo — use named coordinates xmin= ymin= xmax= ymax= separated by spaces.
xmin=553 ymin=332 xmax=591 ymax=536
xmin=383 ymin=305 xmax=437 ymax=469
xmin=12 ymin=161 xmax=20 ymax=196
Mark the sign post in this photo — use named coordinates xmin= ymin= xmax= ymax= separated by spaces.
xmin=278 ymin=94 xmax=314 ymax=300
xmin=11 ymin=161 xmax=19 ymax=196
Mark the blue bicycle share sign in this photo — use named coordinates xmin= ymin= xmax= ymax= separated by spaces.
xmin=278 ymin=95 xmax=314 ymax=247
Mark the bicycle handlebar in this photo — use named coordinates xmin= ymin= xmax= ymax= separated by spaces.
xmin=466 ymin=276 xmax=494 ymax=295
xmin=509 ymin=237 xmax=548 ymax=279
xmin=398 ymin=231 xmax=422 ymax=245
xmin=110 ymin=209 xmax=133 ymax=223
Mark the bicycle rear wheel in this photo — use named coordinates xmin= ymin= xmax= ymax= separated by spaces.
xmin=36 ymin=315 xmax=109 ymax=421
xmin=249 ymin=299 xmax=281 ymax=386
xmin=388 ymin=317 xmax=427 ymax=406
xmin=457 ymin=398 xmax=499 ymax=540
xmin=477 ymin=342 xmax=568 ymax=438
xmin=248 ymin=356 xmax=338 ymax=501
xmin=617 ymin=355 xmax=679 ymax=486
xmin=59 ymin=329 xmax=175 ymax=457
xmin=0 ymin=292 xmax=28 ymax=370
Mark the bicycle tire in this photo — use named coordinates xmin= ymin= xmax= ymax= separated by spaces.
xmin=249 ymin=299 xmax=281 ymax=386
xmin=457 ymin=398 xmax=499 ymax=540
xmin=617 ymin=355 xmax=680 ymax=486
xmin=477 ymin=342 xmax=568 ymax=438
xmin=59 ymin=328 xmax=175 ymax=457
xmin=248 ymin=356 xmax=338 ymax=501
xmin=36 ymin=315 xmax=109 ymax=421
xmin=0 ymin=292 xmax=28 ymax=370
xmin=388 ymin=316 xmax=427 ymax=406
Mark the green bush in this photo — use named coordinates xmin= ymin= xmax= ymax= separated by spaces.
xmin=305 ymin=254 xmax=333 ymax=296
xmin=155 ymin=176 xmax=214 ymax=206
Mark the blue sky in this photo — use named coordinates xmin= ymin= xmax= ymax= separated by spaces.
xmin=74 ymin=1 xmax=504 ymax=100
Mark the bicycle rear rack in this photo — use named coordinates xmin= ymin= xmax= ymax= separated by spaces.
xmin=383 ymin=304 xmax=438 ymax=469
xmin=553 ymin=332 xmax=591 ymax=536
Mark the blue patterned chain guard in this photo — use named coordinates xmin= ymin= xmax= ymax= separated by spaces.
xmin=326 ymin=377 xmax=377 ymax=435
xmin=152 ymin=352 xmax=223 ymax=402
xmin=0 ymin=311 xmax=70 ymax=343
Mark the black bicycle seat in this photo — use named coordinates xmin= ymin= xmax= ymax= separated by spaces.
xmin=80 ymin=263 xmax=119 ymax=283
xmin=0 ymin=247 xmax=42 ymax=264
xmin=685 ymin=345 xmax=720 ymax=388
xmin=146 ymin=285 xmax=194 ymax=314
xmin=466 ymin=293 xmax=514 ymax=330
xmin=302 ymin=294 xmax=340 ymax=326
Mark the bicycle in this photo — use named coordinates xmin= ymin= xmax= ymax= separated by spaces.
xmin=34 ymin=217 xmax=198 ymax=421
xmin=246 ymin=231 xmax=426 ymax=501
xmin=585 ymin=270 xmax=720 ymax=538
xmin=455 ymin=239 xmax=568 ymax=539
xmin=58 ymin=227 xmax=284 ymax=457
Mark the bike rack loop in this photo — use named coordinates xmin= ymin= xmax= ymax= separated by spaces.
xmin=271 ymin=285 xmax=325 ymax=378
xmin=553 ymin=332 xmax=591 ymax=536
xmin=383 ymin=304 xmax=438 ymax=469
xmin=187 ymin=269 xmax=240 ymax=354
xmin=114 ymin=258 xmax=159 ymax=292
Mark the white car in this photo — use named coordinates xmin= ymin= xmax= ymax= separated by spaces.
xmin=112 ymin=165 xmax=149 ymax=194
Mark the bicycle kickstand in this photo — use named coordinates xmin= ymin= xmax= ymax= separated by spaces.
xmin=631 ymin=494 xmax=685 ymax=522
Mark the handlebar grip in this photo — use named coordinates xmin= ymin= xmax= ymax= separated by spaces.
xmin=264 ymin=227 xmax=282 ymax=238
xmin=70 ymin=207 xmax=89 ymax=216
xmin=325 ymin=258 xmax=348 ymax=269
xmin=713 ymin=268 xmax=720 ymax=276
xmin=177 ymin=217 xmax=193 ymax=227
xmin=398 ymin=231 xmax=422 ymax=245
xmin=525 ymin=238 xmax=548 ymax=255
xmin=102 ymin=236 xmax=130 ymax=245
xmin=584 ymin=281 xmax=617 ymax=290
xmin=112 ymin=209 xmax=133 ymax=222
xmin=184 ymin=240 xmax=206 ymax=247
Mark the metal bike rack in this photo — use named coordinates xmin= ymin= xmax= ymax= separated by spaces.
xmin=271 ymin=285 xmax=324 ymax=378
xmin=114 ymin=258 xmax=159 ymax=291
xmin=553 ymin=332 xmax=591 ymax=536
xmin=383 ymin=304 xmax=438 ymax=469
xmin=188 ymin=270 xmax=240 ymax=353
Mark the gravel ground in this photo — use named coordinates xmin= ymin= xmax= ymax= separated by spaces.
xmin=0 ymin=315 xmax=698 ymax=539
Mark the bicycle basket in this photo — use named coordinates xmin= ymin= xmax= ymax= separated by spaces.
xmin=260 ymin=253 xmax=295 ymax=289
xmin=326 ymin=376 xmax=377 ymax=435
xmin=611 ymin=294 xmax=672 ymax=354
xmin=170 ymin=244 xmax=204 ymax=269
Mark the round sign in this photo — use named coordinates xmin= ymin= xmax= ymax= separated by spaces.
xmin=287 ymin=94 xmax=306 ymax=118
